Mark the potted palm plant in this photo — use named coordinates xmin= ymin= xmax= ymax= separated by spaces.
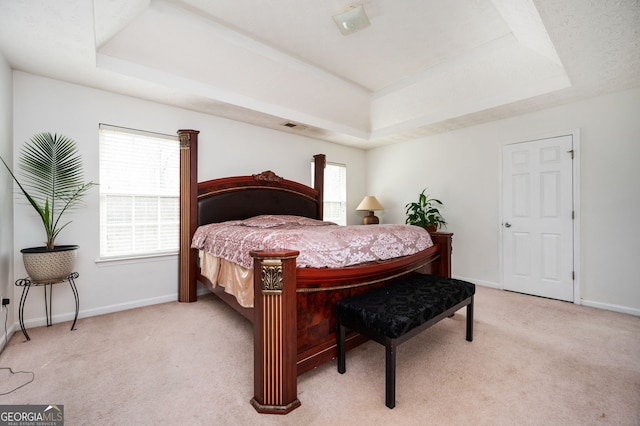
xmin=405 ymin=188 xmax=447 ymax=233
xmin=1 ymin=132 xmax=96 ymax=282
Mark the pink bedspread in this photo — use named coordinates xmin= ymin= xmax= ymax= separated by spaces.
xmin=191 ymin=215 xmax=433 ymax=269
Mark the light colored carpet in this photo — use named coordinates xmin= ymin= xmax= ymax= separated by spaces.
xmin=1 ymin=286 xmax=639 ymax=425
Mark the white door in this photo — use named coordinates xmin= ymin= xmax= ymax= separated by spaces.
xmin=502 ymin=135 xmax=574 ymax=301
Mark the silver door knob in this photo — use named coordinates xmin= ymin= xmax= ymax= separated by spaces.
xmin=504 ymin=222 xmax=512 ymax=228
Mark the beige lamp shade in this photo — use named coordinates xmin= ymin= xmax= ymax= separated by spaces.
xmin=356 ymin=196 xmax=384 ymax=225
xmin=356 ymin=196 xmax=384 ymax=211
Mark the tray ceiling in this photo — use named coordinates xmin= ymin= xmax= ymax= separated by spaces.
xmin=1 ymin=0 xmax=639 ymax=148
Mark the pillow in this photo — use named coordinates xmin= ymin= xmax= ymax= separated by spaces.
xmin=239 ymin=215 xmax=335 ymax=228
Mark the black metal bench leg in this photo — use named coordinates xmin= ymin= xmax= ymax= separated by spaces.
xmin=466 ymin=296 xmax=474 ymax=342
xmin=337 ymin=317 xmax=346 ymax=374
xmin=385 ymin=338 xmax=396 ymax=409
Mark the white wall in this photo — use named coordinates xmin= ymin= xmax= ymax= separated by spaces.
xmin=0 ymin=52 xmax=14 ymax=346
xmin=367 ymin=87 xmax=640 ymax=314
xmin=12 ymin=72 xmax=365 ymax=327
xmin=11 ymin=70 xmax=638 ymax=326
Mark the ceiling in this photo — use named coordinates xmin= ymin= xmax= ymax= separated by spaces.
xmin=0 ymin=0 xmax=639 ymax=149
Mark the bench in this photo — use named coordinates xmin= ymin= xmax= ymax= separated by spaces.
xmin=336 ymin=273 xmax=475 ymax=409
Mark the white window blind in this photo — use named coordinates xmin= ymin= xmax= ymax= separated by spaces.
xmin=99 ymin=124 xmax=180 ymax=259
xmin=313 ymin=162 xmax=347 ymax=226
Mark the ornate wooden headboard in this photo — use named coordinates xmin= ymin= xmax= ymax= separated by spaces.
xmin=197 ymin=170 xmax=323 ymax=226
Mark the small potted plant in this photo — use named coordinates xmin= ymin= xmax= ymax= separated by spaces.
xmin=1 ymin=132 xmax=96 ymax=282
xmin=405 ymin=188 xmax=447 ymax=233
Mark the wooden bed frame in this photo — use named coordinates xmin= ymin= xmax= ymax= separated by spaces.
xmin=177 ymin=129 xmax=453 ymax=414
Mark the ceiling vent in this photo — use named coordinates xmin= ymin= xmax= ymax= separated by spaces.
xmin=281 ymin=122 xmax=308 ymax=131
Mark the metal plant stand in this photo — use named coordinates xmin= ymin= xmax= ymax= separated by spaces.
xmin=15 ymin=272 xmax=79 ymax=341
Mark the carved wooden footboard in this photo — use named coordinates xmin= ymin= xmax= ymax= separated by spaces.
xmin=248 ymin=232 xmax=451 ymax=414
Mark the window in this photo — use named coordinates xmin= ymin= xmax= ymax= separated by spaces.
xmin=313 ymin=162 xmax=347 ymax=225
xmin=99 ymin=124 xmax=179 ymax=259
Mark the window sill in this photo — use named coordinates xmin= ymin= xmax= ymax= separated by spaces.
xmin=95 ymin=252 xmax=178 ymax=267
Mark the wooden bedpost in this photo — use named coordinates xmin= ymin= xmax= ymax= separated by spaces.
xmin=430 ymin=232 xmax=453 ymax=277
xmin=313 ymin=154 xmax=325 ymax=219
xmin=250 ymin=249 xmax=301 ymax=414
xmin=178 ymin=129 xmax=199 ymax=303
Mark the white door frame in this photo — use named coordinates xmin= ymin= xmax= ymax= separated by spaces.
xmin=499 ymin=129 xmax=581 ymax=304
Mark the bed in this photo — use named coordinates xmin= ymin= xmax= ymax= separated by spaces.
xmin=176 ymin=129 xmax=453 ymax=414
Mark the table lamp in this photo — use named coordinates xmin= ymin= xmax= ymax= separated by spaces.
xmin=356 ymin=196 xmax=384 ymax=225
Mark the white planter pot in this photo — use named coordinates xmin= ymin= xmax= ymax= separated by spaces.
xmin=21 ymin=245 xmax=79 ymax=282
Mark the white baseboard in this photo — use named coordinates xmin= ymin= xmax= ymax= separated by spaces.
xmin=20 ymin=293 xmax=179 ymax=329
xmin=14 ymin=280 xmax=640 ymax=331
xmin=452 ymin=275 xmax=500 ymax=290
xmin=581 ymin=299 xmax=640 ymax=317
xmin=15 ymin=284 xmax=212 ymax=331
xmin=0 ymin=307 xmax=16 ymax=352
xmin=452 ymin=276 xmax=639 ymax=317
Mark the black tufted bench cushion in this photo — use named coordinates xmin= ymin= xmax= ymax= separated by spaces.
xmin=336 ymin=274 xmax=475 ymax=409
